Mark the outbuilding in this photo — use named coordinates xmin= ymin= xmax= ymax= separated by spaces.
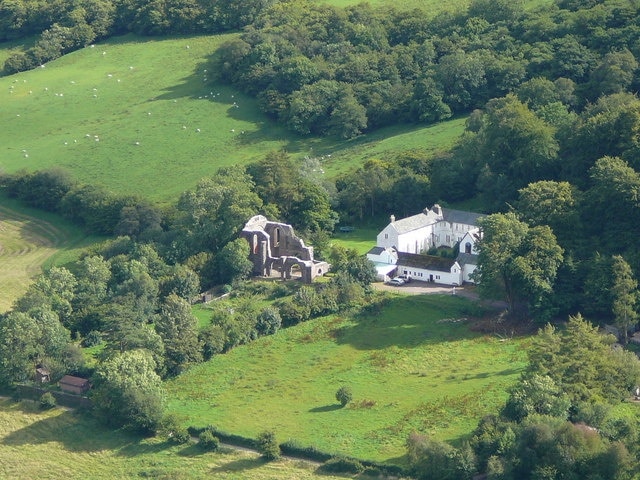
xmin=396 ymin=252 xmax=462 ymax=285
xmin=59 ymin=375 xmax=90 ymax=395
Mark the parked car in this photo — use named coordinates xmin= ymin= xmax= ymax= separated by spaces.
xmin=388 ymin=277 xmax=405 ymax=286
xmin=397 ymin=274 xmax=412 ymax=283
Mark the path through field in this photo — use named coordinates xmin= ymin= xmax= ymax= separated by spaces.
xmin=0 ymin=205 xmax=71 ymax=312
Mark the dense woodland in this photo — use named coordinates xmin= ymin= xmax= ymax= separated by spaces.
xmin=3 ymin=0 xmax=640 ymax=478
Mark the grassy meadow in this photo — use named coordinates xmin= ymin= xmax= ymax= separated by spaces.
xmin=0 ymin=34 xmax=465 ymax=203
xmin=0 ymin=398 xmax=359 ymax=480
xmin=169 ymin=294 xmax=528 ymax=464
xmin=0 ymin=196 xmax=99 ymax=312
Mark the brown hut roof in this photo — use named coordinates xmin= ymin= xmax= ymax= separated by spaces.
xmin=59 ymin=375 xmax=89 ymax=387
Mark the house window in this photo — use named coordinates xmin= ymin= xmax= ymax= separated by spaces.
xmin=274 ymin=228 xmax=281 ymax=246
xmin=465 ymin=242 xmax=472 ymax=254
xmin=446 ymin=235 xmax=450 ymax=244
xmin=385 ymin=233 xmax=388 ymax=239
xmin=252 ymin=234 xmax=258 ymax=254
xmin=436 ymin=275 xmax=440 ymax=279
xmin=453 ymin=268 xmax=457 ymax=273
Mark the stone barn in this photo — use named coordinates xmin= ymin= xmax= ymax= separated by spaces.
xmin=240 ymin=215 xmax=330 ymax=283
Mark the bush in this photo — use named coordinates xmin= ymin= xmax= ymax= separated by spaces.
xmin=320 ymin=456 xmax=365 ymax=474
xmin=81 ymin=330 xmax=103 ymax=347
xmin=199 ymin=429 xmax=220 ymax=451
xmin=336 ymin=385 xmax=353 ymax=407
xmin=256 ymin=430 xmax=281 ymax=460
xmin=256 ymin=306 xmax=282 ymax=336
xmin=160 ymin=414 xmax=190 ymax=444
xmin=40 ymin=392 xmax=56 ymax=410
xmin=161 ymin=414 xmax=191 ymax=445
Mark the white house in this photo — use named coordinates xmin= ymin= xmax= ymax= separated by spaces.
xmin=396 ymin=252 xmax=463 ymax=285
xmin=374 ymin=204 xmax=484 ymax=285
xmin=377 ymin=204 xmax=484 ymax=254
xmin=456 ymin=231 xmax=481 ymax=283
xmin=366 ymin=246 xmax=398 ymax=282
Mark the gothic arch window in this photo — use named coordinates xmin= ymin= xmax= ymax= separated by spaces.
xmin=252 ymin=234 xmax=258 ymax=254
xmin=274 ymin=228 xmax=280 ymax=246
xmin=465 ymin=242 xmax=472 ymax=254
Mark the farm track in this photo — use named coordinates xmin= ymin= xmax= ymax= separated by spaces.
xmin=0 ymin=205 xmax=70 ymax=312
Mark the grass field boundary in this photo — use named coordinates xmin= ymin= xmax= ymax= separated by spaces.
xmin=188 ymin=425 xmax=409 ymax=476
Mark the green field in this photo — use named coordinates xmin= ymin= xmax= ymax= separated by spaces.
xmin=0 ymin=197 xmax=99 ymax=312
xmin=0 ymin=398 xmax=358 ymax=480
xmin=0 ymin=34 xmax=465 ymax=203
xmin=168 ymin=294 xmax=527 ymax=464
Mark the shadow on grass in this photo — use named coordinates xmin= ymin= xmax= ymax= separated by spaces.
xmin=210 ymin=456 xmax=267 ymax=474
xmin=1 ymin=407 xmax=140 ymax=453
xmin=309 ymin=404 xmax=343 ymax=413
xmin=335 ymin=295 xmax=479 ymax=350
xmin=0 ymin=399 xmax=173 ymax=457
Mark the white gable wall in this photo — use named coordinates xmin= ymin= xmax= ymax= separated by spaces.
xmin=377 ymin=224 xmax=399 ymax=250
xmin=462 ymin=263 xmax=477 ymax=283
xmin=460 ymin=231 xmax=479 ymax=254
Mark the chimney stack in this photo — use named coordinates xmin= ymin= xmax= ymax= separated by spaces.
xmin=390 ymin=214 xmax=396 ymax=223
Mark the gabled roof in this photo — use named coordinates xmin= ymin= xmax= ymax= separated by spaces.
xmin=388 ymin=206 xmax=484 ymax=235
xmin=442 ymin=208 xmax=485 ymax=226
xmin=397 ymin=252 xmax=457 ymax=272
xmin=391 ymin=210 xmax=440 ymax=234
xmin=367 ymin=246 xmax=385 ymax=255
xmin=456 ymin=252 xmax=478 ymax=266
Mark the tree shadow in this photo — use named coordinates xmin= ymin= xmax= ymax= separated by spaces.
xmin=177 ymin=442 xmax=206 ymax=457
xmin=334 ymin=295 xmax=479 ymax=351
xmin=308 ymin=404 xmax=343 ymax=413
xmin=209 ymin=456 xmax=267 ymax=474
xmin=1 ymin=407 xmax=140 ymax=453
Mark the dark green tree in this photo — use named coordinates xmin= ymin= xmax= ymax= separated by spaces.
xmin=91 ymin=349 xmax=166 ymax=434
xmin=156 ymin=294 xmax=202 ymax=376
xmin=474 ymin=213 xmax=563 ymax=318
xmin=611 ymin=255 xmax=638 ymax=345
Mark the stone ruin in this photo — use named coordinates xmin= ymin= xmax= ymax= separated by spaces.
xmin=240 ymin=215 xmax=330 ymax=283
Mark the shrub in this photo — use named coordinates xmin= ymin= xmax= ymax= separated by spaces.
xmin=40 ymin=392 xmax=56 ymax=410
xmin=320 ymin=456 xmax=365 ymax=474
xmin=256 ymin=430 xmax=281 ymax=460
xmin=256 ymin=306 xmax=282 ymax=335
xmin=81 ymin=330 xmax=103 ymax=347
xmin=161 ymin=414 xmax=190 ymax=444
xmin=199 ymin=429 xmax=220 ymax=451
xmin=336 ymin=385 xmax=353 ymax=407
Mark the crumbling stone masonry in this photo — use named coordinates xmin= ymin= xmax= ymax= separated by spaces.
xmin=240 ymin=215 xmax=330 ymax=283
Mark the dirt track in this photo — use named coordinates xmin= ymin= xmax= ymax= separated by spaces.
xmin=373 ymin=281 xmax=509 ymax=309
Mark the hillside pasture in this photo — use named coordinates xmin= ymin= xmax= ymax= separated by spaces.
xmin=0 ymin=398 xmax=354 ymax=480
xmin=0 ymin=34 xmax=465 ymax=202
xmin=168 ymin=294 xmax=527 ymax=464
xmin=0 ymin=197 xmax=97 ymax=312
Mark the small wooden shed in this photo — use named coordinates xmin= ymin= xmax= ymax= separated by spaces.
xmin=59 ymin=375 xmax=90 ymax=395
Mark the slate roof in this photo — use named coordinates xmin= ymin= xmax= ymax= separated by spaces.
xmin=441 ymin=208 xmax=485 ymax=226
xmin=391 ymin=210 xmax=439 ymax=234
xmin=390 ymin=207 xmax=484 ymax=234
xmin=397 ymin=252 xmax=457 ymax=272
xmin=456 ymin=252 xmax=478 ymax=266
xmin=367 ymin=246 xmax=385 ymax=255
